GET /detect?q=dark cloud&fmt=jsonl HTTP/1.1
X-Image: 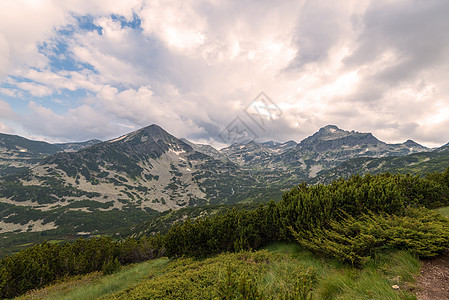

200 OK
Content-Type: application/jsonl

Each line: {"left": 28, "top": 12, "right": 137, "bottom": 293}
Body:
{"left": 288, "top": 1, "right": 352, "bottom": 69}
{"left": 346, "top": 0, "right": 449, "bottom": 83}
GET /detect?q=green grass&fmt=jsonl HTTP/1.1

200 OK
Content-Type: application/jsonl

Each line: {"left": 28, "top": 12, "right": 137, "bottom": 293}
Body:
{"left": 19, "top": 243, "right": 421, "bottom": 300}
{"left": 317, "top": 251, "right": 419, "bottom": 299}
{"left": 436, "top": 206, "right": 449, "bottom": 217}
{"left": 266, "top": 243, "right": 419, "bottom": 299}
{"left": 18, "top": 258, "right": 170, "bottom": 300}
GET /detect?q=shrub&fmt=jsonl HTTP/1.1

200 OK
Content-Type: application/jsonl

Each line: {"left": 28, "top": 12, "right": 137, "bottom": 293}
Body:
{"left": 102, "top": 257, "right": 121, "bottom": 275}
{"left": 291, "top": 208, "right": 449, "bottom": 266}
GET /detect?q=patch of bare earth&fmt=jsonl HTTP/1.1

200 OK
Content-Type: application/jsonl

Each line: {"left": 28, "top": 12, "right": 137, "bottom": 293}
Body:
{"left": 416, "top": 251, "right": 449, "bottom": 300}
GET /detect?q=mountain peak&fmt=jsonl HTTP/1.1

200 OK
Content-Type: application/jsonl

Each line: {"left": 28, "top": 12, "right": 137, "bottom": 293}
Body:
{"left": 403, "top": 139, "right": 422, "bottom": 147}
{"left": 109, "top": 124, "right": 172, "bottom": 143}
{"left": 139, "top": 124, "right": 169, "bottom": 136}
{"left": 311, "top": 125, "right": 352, "bottom": 140}
{"left": 298, "top": 125, "right": 380, "bottom": 151}
{"left": 96, "top": 124, "right": 192, "bottom": 158}
{"left": 142, "top": 123, "right": 164, "bottom": 131}
{"left": 319, "top": 125, "right": 341, "bottom": 132}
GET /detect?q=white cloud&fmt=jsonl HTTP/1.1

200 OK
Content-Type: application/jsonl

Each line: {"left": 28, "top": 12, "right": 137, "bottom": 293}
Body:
{"left": 23, "top": 101, "right": 119, "bottom": 141}
{"left": 140, "top": 0, "right": 206, "bottom": 51}
{"left": 0, "top": 121, "right": 14, "bottom": 134}
{"left": 0, "top": 88, "right": 23, "bottom": 98}
{"left": 0, "top": 0, "right": 449, "bottom": 147}
{"left": 0, "top": 100, "right": 15, "bottom": 119}
{"left": 16, "top": 82, "right": 52, "bottom": 97}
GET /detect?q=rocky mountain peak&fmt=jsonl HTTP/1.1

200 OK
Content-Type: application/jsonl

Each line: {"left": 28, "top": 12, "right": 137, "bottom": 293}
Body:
{"left": 108, "top": 124, "right": 193, "bottom": 153}
{"left": 403, "top": 139, "right": 422, "bottom": 147}
{"left": 298, "top": 125, "right": 381, "bottom": 152}
{"left": 319, "top": 124, "right": 341, "bottom": 132}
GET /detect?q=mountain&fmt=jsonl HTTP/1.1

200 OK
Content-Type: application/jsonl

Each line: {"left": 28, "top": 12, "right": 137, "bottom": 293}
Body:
{"left": 0, "top": 133, "right": 61, "bottom": 177}
{"left": 220, "top": 141, "right": 282, "bottom": 170}
{"left": 55, "top": 139, "right": 102, "bottom": 152}
{"left": 435, "top": 142, "right": 449, "bottom": 152}
{"left": 0, "top": 134, "right": 105, "bottom": 177}
{"left": 0, "top": 133, "right": 61, "bottom": 154}
{"left": 0, "top": 125, "right": 272, "bottom": 242}
{"left": 180, "top": 138, "right": 226, "bottom": 160}
{"left": 314, "top": 146, "right": 449, "bottom": 184}
{"left": 278, "top": 125, "right": 428, "bottom": 176}
{"left": 292, "top": 125, "right": 427, "bottom": 157}
{"left": 219, "top": 125, "right": 430, "bottom": 181}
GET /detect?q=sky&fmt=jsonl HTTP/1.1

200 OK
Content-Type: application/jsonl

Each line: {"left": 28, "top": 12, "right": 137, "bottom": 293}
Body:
{"left": 0, "top": 0, "right": 449, "bottom": 148}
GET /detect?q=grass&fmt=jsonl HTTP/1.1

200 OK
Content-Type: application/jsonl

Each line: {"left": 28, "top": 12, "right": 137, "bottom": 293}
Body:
{"left": 19, "top": 243, "right": 421, "bottom": 299}
{"left": 317, "top": 251, "right": 419, "bottom": 299}
{"left": 266, "top": 243, "right": 419, "bottom": 299}
{"left": 436, "top": 206, "right": 449, "bottom": 217}
{"left": 18, "top": 258, "right": 170, "bottom": 300}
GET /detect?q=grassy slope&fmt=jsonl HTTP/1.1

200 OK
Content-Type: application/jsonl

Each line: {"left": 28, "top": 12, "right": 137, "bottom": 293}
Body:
{"left": 18, "top": 243, "right": 420, "bottom": 300}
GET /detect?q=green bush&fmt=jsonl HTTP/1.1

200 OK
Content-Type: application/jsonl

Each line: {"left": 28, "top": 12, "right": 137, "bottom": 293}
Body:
{"left": 292, "top": 208, "right": 449, "bottom": 266}
{"left": 102, "top": 257, "right": 121, "bottom": 275}
{"left": 0, "top": 236, "right": 161, "bottom": 298}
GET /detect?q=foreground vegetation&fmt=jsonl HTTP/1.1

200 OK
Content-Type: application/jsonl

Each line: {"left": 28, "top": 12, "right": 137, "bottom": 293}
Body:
{"left": 19, "top": 244, "right": 420, "bottom": 300}
{"left": 2, "top": 168, "right": 449, "bottom": 298}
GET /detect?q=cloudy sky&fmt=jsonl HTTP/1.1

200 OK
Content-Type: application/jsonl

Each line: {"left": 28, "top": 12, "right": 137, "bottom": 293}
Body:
{"left": 0, "top": 0, "right": 449, "bottom": 148}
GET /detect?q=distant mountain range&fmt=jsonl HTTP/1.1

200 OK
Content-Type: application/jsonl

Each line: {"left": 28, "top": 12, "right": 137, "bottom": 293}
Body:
{"left": 219, "top": 125, "right": 429, "bottom": 176}
{"left": 1, "top": 124, "right": 448, "bottom": 250}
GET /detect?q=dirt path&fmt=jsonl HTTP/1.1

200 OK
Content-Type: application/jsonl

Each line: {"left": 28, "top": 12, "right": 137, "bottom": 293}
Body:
{"left": 416, "top": 252, "right": 449, "bottom": 300}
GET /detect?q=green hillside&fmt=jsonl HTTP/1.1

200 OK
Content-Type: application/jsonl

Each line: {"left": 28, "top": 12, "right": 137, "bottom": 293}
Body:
{"left": 2, "top": 168, "right": 449, "bottom": 299}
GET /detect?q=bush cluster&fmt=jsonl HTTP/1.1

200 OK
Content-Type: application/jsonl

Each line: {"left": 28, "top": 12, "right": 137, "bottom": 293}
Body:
{"left": 164, "top": 201, "right": 280, "bottom": 257}
{"left": 0, "top": 236, "right": 162, "bottom": 298}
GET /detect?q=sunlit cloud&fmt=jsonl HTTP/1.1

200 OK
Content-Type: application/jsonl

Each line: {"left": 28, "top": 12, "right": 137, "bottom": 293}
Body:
{"left": 0, "top": 0, "right": 448, "bottom": 148}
